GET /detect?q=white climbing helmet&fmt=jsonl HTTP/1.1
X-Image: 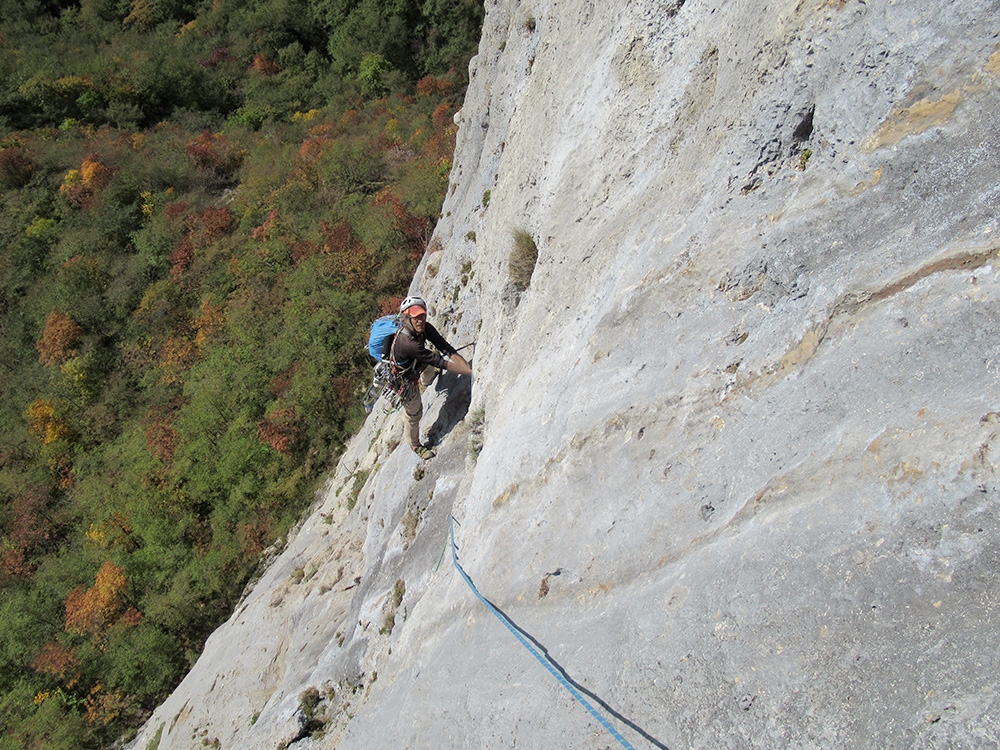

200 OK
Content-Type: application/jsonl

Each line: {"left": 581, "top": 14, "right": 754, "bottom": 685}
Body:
{"left": 399, "top": 296, "right": 427, "bottom": 316}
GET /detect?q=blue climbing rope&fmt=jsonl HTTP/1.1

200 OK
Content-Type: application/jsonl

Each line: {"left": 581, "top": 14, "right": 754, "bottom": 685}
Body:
{"left": 449, "top": 516, "right": 637, "bottom": 750}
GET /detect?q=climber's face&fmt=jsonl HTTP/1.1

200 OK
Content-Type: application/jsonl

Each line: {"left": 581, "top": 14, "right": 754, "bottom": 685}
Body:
{"left": 407, "top": 313, "right": 426, "bottom": 334}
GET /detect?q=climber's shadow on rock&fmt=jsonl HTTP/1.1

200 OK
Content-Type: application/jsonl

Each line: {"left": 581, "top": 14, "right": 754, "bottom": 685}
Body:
{"left": 425, "top": 368, "right": 472, "bottom": 448}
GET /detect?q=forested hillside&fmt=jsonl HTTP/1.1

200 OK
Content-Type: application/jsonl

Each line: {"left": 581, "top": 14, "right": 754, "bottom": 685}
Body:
{"left": 0, "top": 0, "right": 482, "bottom": 746}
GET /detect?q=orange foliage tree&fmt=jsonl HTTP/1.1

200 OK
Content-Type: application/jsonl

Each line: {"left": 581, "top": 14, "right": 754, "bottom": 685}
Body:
{"left": 291, "top": 240, "right": 321, "bottom": 265}
{"left": 59, "top": 156, "right": 116, "bottom": 208}
{"left": 64, "top": 561, "right": 137, "bottom": 640}
{"left": 7, "top": 485, "right": 54, "bottom": 553}
{"left": 84, "top": 684, "right": 131, "bottom": 726}
{"left": 32, "top": 641, "right": 80, "bottom": 685}
{"left": 168, "top": 236, "right": 194, "bottom": 282}
{"left": 197, "top": 205, "right": 236, "bottom": 241}
{"left": 294, "top": 135, "right": 331, "bottom": 187}
{"left": 157, "top": 336, "right": 196, "bottom": 384}
{"left": 379, "top": 296, "right": 403, "bottom": 315}
{"left": 1, "top": 546, "right": 34, "bottom": 579}
{"left": 170, "top": 206, "right": 236, "bottom": 284}
{"left": 143, "top": 405, "right": 178, "bottom": 464}
{"left": 269, "top": 363, "right": 299, "bottom": 399}
{"left": 184, "top": 130, "right": 242, "bottom": 178}
{"left": 416, "top": 75, "right": 455, "bottom": 98}
{"left": 251, "top": 208, "right": 280, "bottom": 242}
{"left": 257, "top": 408, "right": 299, "bottom": 455}
{"left": 250, "top": 53, "right": 280, "bottom": 76}
{"left": 37, "top": 308, "right": 83, "bottom": 366}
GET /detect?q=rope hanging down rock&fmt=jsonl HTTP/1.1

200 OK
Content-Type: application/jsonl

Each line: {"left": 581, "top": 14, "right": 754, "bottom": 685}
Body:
{"left": 449, "top": 516, "right": 637, "bottom": 750}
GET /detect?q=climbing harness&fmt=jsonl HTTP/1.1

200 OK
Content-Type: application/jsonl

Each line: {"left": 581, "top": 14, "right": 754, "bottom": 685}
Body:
{"left": 361, "top": 327, "right": 415, "bottom": 414}
{"left": 361, "top": 360, "right": 415, "bottom": 414}
{"left": 449, "top": 517, "right": 637, "bottom": 750}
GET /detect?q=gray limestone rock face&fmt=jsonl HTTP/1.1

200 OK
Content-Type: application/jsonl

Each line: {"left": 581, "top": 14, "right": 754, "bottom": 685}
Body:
{"left": 129, "top": 0, "right": 1000, "bottom": 748}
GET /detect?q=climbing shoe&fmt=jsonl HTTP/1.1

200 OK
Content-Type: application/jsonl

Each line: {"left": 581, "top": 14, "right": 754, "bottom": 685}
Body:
{"left": 413, "top": 445, "right": 436, "bottom": 460}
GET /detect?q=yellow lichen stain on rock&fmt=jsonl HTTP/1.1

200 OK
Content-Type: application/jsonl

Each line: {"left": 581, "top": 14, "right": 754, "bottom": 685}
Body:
{"left": 779, "top": 328, "right": 823, "bottom": 373}
{"left": 986, "top": 49, "right": 1000, "bottom": 76}
{"left": 888, "top": 459, "right": 925, "bottom": 486}
{"left": 709, "top": 415, "right": 725, "bottom": 431}
{"left": 729, "top": 326, "right": 826, "bottom": 397}
{"left": 492, "top": 485, "right": 516, "bottom": 509}
{"left": 605, "top": 414, "right": 627, "bottom": 433}
{"left": 849, "top": 167, "right": 883, "bottom": 196}
{"left": 542, "top": 449, "right": 566, "bottom": 475}
{"left": 864, "top": 90, "right": 962, "bottom": 150}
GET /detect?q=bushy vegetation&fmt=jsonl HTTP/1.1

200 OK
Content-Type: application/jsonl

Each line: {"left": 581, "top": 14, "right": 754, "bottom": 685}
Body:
{"left": 509, "top": 229, "right": 538, "bottom": 291}
{"left": 0, "top": 0, "right": 483, "bottom": 746}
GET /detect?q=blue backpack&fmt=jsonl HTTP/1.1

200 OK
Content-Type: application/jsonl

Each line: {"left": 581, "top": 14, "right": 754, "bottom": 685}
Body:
{"left": 367, "top": 314, "right": 400, "bottom": 362}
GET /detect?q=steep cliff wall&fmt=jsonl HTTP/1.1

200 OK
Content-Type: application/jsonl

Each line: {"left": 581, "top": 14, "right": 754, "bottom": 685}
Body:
{"left": 131, "top": 0, "right": 1000, "bottom": 747}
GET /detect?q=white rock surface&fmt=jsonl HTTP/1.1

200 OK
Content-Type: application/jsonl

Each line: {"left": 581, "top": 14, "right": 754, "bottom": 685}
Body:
{"left": 130, "top": 0, "right": 1000, "bottom": 747}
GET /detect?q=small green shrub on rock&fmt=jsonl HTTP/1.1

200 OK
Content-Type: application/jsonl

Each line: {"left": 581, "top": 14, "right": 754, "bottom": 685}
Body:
{"left": 509, "top": 230, "right": 538, "bottom": 291}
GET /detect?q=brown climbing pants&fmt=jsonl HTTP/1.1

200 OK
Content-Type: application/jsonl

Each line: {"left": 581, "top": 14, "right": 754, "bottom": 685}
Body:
{"left": 402, "top": 367, "right": 438, "bottom": 449}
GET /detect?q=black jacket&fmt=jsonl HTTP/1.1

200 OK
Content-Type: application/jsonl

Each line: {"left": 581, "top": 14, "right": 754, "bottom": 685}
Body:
{"left": 386, "top": 322, "right": 456, "bottom": 378}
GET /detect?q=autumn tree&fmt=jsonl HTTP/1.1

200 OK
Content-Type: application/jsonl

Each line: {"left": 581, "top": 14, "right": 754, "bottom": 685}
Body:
{"left": 5, "top": 485, "right": 56, "bottom": 566}
{"left": 185, "top": 131, "right": 243, "bottom": 185}
{"left": 0, "top": 147, "right": 39, "bottom": 188}
{"left": 31, "top": 641, "right": 79, "bottom": 686}
{"left": 58, "top": 156, "right": 116, "bottom": 209}
{"left": 170, "top": 205, "right": 236, "bottom": 284}
{"left": 141, "top": 398, "right": 185, "bottom": 464}
{"left": 1, "top": 545, "right": 34, "bottom": 580}
{"left": 37, "top": 309, "right": 83, "bottom": 367}
{"left": 257, "top": 408, "right": 300, "bottom": 455}
{"left": 64, "top": 561, "right": 136, "bottom": 640}
{"left": 25, "top": 399, "right": 71, "bottom": 446}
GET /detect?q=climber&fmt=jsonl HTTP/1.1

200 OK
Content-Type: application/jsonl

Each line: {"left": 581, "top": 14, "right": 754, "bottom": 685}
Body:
{"left": 389, "top": 296, "right": 472, "bottom": 459}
